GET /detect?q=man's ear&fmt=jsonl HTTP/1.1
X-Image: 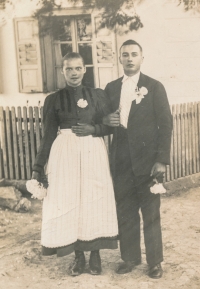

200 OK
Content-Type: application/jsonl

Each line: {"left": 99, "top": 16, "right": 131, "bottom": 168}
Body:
{"left": 83, "top": 66, "right": 86, "bottom": 74}
{"left": 119, "top": 56, "right": 122, "bottom": 65}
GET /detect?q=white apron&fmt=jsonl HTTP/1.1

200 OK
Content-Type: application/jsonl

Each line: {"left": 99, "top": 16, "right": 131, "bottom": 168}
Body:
{"left": 41, "top": 129, "right": 118, "bottom": 248}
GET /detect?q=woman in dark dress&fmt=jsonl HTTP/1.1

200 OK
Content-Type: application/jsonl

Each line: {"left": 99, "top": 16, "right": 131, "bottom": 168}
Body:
{"left": 31, "top": 53, "right": 118, "bottom": 276}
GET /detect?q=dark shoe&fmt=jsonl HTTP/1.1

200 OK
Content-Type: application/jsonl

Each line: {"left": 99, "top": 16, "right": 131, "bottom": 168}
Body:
{"left": 70, "top": 251, "right": 85, "bottom": 276}
{"left": 116, "top": 260, "right": 141, "bottom": 274}
{"left": 89, "top": 251, "right": 102, "bottom": 275}
{"left": 149, "top": 263, "right": 163, "bottom": 279}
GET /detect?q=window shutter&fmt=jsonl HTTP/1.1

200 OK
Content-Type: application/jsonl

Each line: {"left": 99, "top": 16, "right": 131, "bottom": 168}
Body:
{"left": 14, "top": 18, "right": 43, "bottom": 93}
{"left": 92, "top": 14, "right": 118, "bottom": 89}
{"left": 41, "top": 33, "right": 55, "bottom": 92}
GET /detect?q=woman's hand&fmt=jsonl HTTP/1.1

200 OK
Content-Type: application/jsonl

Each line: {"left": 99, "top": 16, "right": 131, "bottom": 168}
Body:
{"left": 71, "top": 123, "right": 95, "bottom": 137}
{"left": 32, "top": 171, "right": 41, "bottom": 182}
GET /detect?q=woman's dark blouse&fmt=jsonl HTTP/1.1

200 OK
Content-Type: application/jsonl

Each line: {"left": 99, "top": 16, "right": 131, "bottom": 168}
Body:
{"left": 33, "top": 85, "right": 112, "bottom": 173}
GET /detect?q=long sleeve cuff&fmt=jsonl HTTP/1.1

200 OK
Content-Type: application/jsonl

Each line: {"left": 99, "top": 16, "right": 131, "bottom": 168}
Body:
{"left": 32, "top": 164, "right": 44, "bottom": 174}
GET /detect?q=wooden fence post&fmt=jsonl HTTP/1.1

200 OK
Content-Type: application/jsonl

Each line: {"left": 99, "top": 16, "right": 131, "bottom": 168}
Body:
{"left": 11, "top": 107, "right": 20, "bottom": 179}
{"left": 180, "top": 104, "right": 185, "bottom": 177}
{"left": 177, "top": 104, "right": 182, "bottom": 178}
{"left": 29, "top": 107, "right": 36, "bottom": 168}
{"left": 0, "top": 107, "right": 8, "bottom": 178}
{"left": 184, "top": 103, "right": 189, "bottom": 176}
{"left": 5, "top": 107, "right": 14, "bottom": 179}
{"left": 17, "top": 107, "right": 25, "bottom": 180}
{"left": 23, "top": 107, "right": 31, "bottom": 179}
{"left": 194, "top": 103, "right": 199, "bottom": 173}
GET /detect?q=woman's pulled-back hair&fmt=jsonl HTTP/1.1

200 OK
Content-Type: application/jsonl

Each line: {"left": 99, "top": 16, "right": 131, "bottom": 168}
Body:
{"left": 61, "top": 52, "right": 85, "bottom": 67}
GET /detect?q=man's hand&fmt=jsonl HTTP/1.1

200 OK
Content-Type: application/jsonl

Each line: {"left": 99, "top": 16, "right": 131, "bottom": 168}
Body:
{"left": 32, "top": 171, "right": 41, "bottom": 182}
{"left": 103, "top": 111, "right": 120, "bottom": 127}
{"left": 72, "top": 123, "right": 95, "bottom": 137}
{"left": 150, "top": 162, "right": 166, "bottom": 179}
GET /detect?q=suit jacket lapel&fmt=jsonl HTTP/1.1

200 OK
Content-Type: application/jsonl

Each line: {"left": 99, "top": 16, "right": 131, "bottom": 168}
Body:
{"left": 112, "top": 77, "right": 123, "bottom": 112}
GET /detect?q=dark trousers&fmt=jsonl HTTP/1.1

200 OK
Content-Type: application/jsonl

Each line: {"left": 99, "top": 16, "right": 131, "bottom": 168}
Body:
{"left": 114, "top": 127, "right": 163, "bottom": 267}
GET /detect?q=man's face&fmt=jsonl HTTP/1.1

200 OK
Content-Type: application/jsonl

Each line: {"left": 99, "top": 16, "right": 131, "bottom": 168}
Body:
{"left": 119, "top": 44, "right": 143, "bottom": 76}
{"left": 62, "top": 58, "right": 86, "bottom": 87}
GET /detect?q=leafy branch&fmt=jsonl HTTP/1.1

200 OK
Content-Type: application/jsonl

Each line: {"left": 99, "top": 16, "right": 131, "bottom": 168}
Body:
{"left": 33, "top": 0, "right": 143, "bottom": 35}
{"left": 1, "top": 0, "right": 200, "bottom": 33}
{"left": 178, "top": 0, "right": 200, "bottom": 11}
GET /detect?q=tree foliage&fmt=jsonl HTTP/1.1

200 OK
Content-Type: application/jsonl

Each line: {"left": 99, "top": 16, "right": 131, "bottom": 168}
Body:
{"left": 32, "top": 0, "right": 143, "bottom": 35}
{"left": 179, "top": 0, "right": 200, "bottom": 11}
{"left": 32, "top": 0, "right": 200, "bottom": 35}
{"left": 1, "top": 0, "right": 200, "bottom": 33}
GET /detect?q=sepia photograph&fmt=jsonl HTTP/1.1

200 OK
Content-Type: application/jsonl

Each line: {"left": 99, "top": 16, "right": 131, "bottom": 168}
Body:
{"left": 0, "top": 0, "right": 200, "bottom": 288}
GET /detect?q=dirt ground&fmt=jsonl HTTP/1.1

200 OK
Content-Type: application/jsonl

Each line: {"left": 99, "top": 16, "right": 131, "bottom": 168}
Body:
{"left": 0, "top": 187, "right": 200, "bottom": 289}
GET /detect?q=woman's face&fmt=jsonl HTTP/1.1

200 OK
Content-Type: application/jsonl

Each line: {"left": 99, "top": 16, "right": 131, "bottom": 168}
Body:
{"left": 62, "top": 58, "right": 86, "bottom": 87}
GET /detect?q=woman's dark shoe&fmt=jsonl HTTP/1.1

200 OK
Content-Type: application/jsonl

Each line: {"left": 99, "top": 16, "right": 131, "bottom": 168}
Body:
{"left": 149, "top": 263, "right": 163, "bottom": 279}
{"left": 116, "top": 260, "right": 141, "bottom": 274}
{"left": 70, "top": 251, "right": 85, "bottom": 276}
{"left": 89, "top": 250, "right": 102, "bottom": 275}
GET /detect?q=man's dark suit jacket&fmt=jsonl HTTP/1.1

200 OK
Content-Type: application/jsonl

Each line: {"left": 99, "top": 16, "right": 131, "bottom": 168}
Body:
{"left": 104, "top": 72, "right": 173, "bottom": 178}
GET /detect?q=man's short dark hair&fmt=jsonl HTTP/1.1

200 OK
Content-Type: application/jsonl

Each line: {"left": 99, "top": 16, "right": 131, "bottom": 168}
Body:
{"left": 120, "top": 39, "right": 143, "bottom": 53}
{"left": 62, "top": 52, "right": 85, "bottom": 67}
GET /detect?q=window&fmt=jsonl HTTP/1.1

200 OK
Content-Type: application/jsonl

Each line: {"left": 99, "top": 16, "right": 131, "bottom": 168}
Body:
{"left": 52, "top": 16, "right": 95, "bottom": 89}
{"left": 14, "top": 12, "right": 118, "bottom": 93}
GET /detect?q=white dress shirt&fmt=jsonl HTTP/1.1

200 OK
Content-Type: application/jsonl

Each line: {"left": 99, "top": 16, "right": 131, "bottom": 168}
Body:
{"left": 119, "top": 71, "right": 140, "bottom": 128}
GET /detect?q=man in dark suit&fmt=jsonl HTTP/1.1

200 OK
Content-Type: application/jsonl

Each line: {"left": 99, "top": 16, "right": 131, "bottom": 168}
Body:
{"left": 103, "top": 39, "right": 172, "bottom": 278}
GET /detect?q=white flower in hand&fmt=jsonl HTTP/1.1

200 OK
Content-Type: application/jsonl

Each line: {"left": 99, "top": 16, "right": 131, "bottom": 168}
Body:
{"left": 150, "top": 179, "right": 166, "bottom": 194}
{"left": 26, "top": 179, "right": 47, "bottom": 200}
{"left": 77, "top": 99, "right": 88, "bottom": 108}
{"left": 135, "top": 86, "right": 148, "bottom": 104}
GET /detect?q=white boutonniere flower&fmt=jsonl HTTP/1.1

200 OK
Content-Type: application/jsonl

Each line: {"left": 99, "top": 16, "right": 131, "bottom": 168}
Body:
{"left": 150, "top": 179, "right": 166, "bottom": 194}
{"left": 77, "top": 99, "right": 88, "bottom": 108}
{"left": 26, "top": 179, "right": 47, "bottom": 200}
{"left": 135, "top": 86, "right": 148, "bottom": 104}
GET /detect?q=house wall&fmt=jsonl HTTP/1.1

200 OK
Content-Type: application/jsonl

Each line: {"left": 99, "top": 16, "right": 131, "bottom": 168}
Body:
{"left": 0, "top": 0, "right": 45, "bottom": 107}
{"left": 116, "top": 0, "right": 200, "bottom": 104}
{"left": 0, "top": 0, "right": 200, "bottom": 107}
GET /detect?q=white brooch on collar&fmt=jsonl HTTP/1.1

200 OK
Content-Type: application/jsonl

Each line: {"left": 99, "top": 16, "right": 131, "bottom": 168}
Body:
{"left": 135, "top": 86, "right": 148, "bottom": 104}
{"left": 77, "top": 99, "right": 88, "bottom": 108}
